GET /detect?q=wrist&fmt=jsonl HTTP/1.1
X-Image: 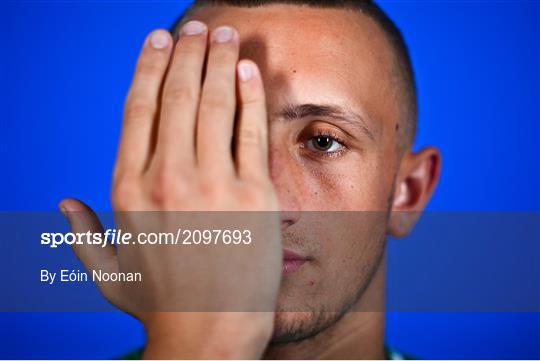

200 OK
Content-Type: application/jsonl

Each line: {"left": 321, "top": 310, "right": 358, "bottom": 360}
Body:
{"left": 142, "top": 312, "right": 273, "bottom": 359}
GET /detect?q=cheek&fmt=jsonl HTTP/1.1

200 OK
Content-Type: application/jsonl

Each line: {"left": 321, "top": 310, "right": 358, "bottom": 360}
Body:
{"left": 321, "top": 215, "right": 387, "bottom": 300}
{"left": 303, "top": 211, "right": 387, "bottom": 303}
{"left": 294, "top": 154, "right": 390, "bottom": 211}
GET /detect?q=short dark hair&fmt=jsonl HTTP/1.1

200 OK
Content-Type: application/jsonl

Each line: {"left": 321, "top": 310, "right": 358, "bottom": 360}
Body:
{"left": 171, "top": 0, "right": 417, "bottom": 148}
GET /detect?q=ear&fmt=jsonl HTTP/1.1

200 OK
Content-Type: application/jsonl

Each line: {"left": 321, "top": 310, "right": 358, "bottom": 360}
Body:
{"left": 387, "top": 146, "right": 441, "bottom": 238}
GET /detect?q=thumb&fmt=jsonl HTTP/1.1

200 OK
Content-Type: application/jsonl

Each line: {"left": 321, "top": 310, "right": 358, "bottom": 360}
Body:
{"left": 59, "top": 198, "right": 121, "bottom": 305}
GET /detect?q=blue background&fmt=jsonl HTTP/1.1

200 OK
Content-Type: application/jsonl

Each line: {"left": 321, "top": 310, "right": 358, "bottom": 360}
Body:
{"left": 1, "top": 0, "right": 539, "bottom": 359}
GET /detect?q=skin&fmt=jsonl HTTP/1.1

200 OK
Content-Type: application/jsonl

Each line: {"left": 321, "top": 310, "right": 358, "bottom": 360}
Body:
{"left": 60, "top": 4, "right": 441, "bottom": 360}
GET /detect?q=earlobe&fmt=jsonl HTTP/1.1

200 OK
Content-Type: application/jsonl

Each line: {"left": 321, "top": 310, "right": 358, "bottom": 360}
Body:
{"left": 388, "top": 146, "right": 441, "bottom": 237}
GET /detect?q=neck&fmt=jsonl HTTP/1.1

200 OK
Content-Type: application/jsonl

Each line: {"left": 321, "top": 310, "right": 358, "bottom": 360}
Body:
{"left": 263, "top": 256, "right": 387, "bottom": 359}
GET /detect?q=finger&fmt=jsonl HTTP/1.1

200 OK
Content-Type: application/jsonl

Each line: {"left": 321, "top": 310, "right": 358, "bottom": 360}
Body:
{"left": 115, "top": 29, "right": 173, "bottom": 177}
{"left": 197, "top": 26, "right": 239, "bottom": 176}
{"left": 59, "top": 198, "right": 121, "bottom": 304}
{"left": 236, "top": 60, "right": 270, "bottom": 182}
{"left": 154, "top": 20, "right": 208, "bottom": 170}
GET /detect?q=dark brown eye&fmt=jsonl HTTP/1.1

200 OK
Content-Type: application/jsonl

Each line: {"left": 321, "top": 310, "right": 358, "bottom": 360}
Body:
{"left": 313, "top": 136, "right": 332, "bottom": 150}
{"left": 307, "top": 135, "right": 343, "bottom": 153}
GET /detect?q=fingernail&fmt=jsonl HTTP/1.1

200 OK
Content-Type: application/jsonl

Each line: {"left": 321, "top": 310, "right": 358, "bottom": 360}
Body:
{"left": 182, "top": 20, "right": 206, "bottom": 36}
{"left": 238, "top": 62, "right": 253, "bottom": 82}
{"left": 150, "top": 30, "right": 169, "bottom": 49}
{"left": 58, "top": 204, "right": 68, "bottom": 218}
{"left": 212, "top": 26, "right": 234, "bottom": 43}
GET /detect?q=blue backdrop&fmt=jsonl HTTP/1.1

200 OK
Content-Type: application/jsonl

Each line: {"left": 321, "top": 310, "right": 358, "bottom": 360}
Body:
{"left": 1, "top": 0, "right": 539, "bottom": 359}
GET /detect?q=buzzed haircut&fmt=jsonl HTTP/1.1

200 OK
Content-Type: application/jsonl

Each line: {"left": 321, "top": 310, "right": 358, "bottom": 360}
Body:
{"left": 170, "top": 0, "right": 418, "bottom": 149}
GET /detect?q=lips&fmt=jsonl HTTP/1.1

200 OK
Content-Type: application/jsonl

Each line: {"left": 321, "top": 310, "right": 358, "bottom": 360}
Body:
{"left": 282, "top": 249, "right": 309, "bottom": 276}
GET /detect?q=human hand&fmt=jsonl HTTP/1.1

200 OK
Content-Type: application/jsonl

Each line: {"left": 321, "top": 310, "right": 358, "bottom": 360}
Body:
{"left": 60, "top": 21, "right": 281, "bottom": 359}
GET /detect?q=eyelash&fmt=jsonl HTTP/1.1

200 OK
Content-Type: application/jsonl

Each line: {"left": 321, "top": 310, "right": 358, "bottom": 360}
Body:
{"left": 302, "top": 130, "right": 348, "bottom": 159}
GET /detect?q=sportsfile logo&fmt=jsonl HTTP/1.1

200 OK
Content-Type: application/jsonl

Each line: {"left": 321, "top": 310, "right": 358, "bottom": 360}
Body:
{"left": 40, "top": 228, "right": 253, "bottom": 248}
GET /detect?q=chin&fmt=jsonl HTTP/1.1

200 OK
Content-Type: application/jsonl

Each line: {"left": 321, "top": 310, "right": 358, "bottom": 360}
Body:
{"left": 270, "top": 310, "right": 342, "bottom": 343}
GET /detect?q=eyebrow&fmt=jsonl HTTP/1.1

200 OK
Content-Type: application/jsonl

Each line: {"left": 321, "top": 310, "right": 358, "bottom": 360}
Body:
{"left": 274, "top": 103, "right": 375, "bottom": 141}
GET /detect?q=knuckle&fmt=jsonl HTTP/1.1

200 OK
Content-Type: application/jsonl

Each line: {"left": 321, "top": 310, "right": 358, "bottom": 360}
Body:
{"left": 136, "top": 57, "right": 165, "bottom": 77}
{"left": 163, "top": 86, "right": 198, "bottom": 107}
{"left": 241, "top": 94, "right": 264, "bottom": 107}
{"left": 198, "top": 178, "right": 220, "bottom": 199}
{"left": 149, "top": 167, "right": 190, "bottom": 207}
{"left": 123, "top": 100, "right": 154, "bottom": 121}
{"left": 111, "top": 177, "right": 140, "bottom": 210}
{"left": 175, "top": 39, "right": 205, "bottom": 57}
{"left": 242, "top": 94, "right": 265, "bottom": 110}
{"left": 239, "top": 126, "right": 261, "bottom": 145}
{"left": 211, "top": 46, "right": 237, "bottom": 64}
{"left": 198, "top": 177, "right": 230, "bottom": 204}
{"left": 149, "top": 185, "right": 169, "bottom": 206}
{"left": 201, "top": 93, "right": 234, "bottom": 112}
{"left": 152, "top": 168, "right": 176, "bottom": 192}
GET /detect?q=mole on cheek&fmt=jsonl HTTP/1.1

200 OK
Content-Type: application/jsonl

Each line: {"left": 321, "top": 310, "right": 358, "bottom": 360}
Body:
{"left": 309, "top": 280, "right": 315, "bottom": 286}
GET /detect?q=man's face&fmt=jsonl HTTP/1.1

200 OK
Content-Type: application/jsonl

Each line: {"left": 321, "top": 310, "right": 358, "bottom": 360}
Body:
{"left": 191, "top": 5, "right": 402, "bottom": 342}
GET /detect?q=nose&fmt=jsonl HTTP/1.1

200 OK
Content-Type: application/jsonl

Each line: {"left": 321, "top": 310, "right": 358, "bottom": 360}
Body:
{"left": 268, "top": 149, "right": 302, "bottom": 230}
{"left": 279, "top": 210, "right": 301, "bottom": 232}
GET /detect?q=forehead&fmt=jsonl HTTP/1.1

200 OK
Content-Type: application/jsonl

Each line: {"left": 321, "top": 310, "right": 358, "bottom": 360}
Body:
{"left": 190, "top": 5, "right": 399, "bottom": 132}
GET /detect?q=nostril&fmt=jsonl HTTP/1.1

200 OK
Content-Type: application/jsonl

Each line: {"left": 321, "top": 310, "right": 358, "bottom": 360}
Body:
{"left": 280, "top": 219, "right": 294, "bottom": 232}
{"left": 280, "top": 211, "right": 301, "bottom": 231}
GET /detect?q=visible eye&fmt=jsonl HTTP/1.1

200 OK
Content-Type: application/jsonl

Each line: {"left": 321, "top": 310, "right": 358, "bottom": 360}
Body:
{"left": 306, "top": 134, "right": 345, "bottom": 153}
